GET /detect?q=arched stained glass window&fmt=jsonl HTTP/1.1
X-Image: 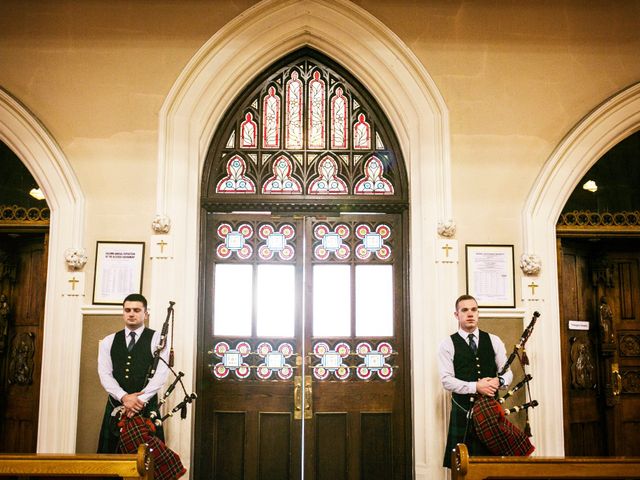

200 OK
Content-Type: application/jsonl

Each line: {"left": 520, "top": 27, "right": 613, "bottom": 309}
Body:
{"left": 202, "top": 48, "right": 407, "bottom": 213}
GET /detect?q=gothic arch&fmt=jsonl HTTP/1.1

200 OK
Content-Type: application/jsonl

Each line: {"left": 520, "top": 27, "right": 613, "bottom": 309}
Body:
{"left": 154, "top": 0, "right": 452, "bottom": 477}
{"left": 523, "top": 82, "right": 640, "bottom": 455}
{"left": 0, "top": 88, "right": 85, "bottom": 452}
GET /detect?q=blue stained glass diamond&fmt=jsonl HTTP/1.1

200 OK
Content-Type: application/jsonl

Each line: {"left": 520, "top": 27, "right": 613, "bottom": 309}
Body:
{"left": 222, "top": 351, "right": 242, "bottom": 369}
{"left": 266, "top": 351, "right": 285, "bottom": 369}
{"left": 225, "top": 231, "right": 245, "bottom": 251}
{"left": 364, "top": 352, "right": 384, "bottom": 369}
{"left": 363, "top": 233, "right": 383, "bottom": 252}
{"left": 322, "top": 233, "right": 342, "bottom": 252}
{"left": 321, "top": 352, "right": 342, "bottom": 369}
{"left": 267, "top": 232, "right": 286, "bottom": 252}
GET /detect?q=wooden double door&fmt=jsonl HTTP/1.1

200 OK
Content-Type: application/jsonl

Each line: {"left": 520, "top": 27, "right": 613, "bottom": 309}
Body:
{"left": 559, "top": 237, "right": 640, "bottom": 455}
{"left": 196, "top": 213, "right": 410, "bottom": 480}
{"left": 0, "top": 232, "right": 47, "bottom": 453}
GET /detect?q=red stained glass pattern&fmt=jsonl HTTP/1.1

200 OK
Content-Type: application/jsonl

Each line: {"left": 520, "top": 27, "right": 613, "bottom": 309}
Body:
{"left": 257, "top": 222, "right": 296, "bottom": 260}
{"left": 354, "top": 223, "right": 392, "bottom": 260}
{"left": 353, "top": 113, "right": 371, "bottom": 149}
{"left": 240, "top": 112, "right": 257, "bottom": 148}
{"left": 262, "top": 156, "right": 302, "bottom": 194}
{"left": 308, "top": 70, "right": 325, "bottom": 149}
{"left": 313, "top": 223, "right": 351, "bottom": 260}
{"left": 209, "top": 52, "right": 405, "bottom": 201}
{"left": 263, "top": 86, "right": 280, "bottom": 148}
{"left": 312, "top": 341, "right": 351, "bottom": 380}
{"left": 354, "top": 156, "right": 394, "bottom": 195}
{"left": 215, "top": 222, "right": 254, "bottom": 259}
{"left": 216, "top": 155, "right": 256, "bottom": 193}
{"left": 331, "top": 87, "right": 348, "bottom": 149}
{"left": 308, "top": 156, "right": 348, "bottom": 194}
{"left": 285, "top": 72, "right": 303, "bottom": 149}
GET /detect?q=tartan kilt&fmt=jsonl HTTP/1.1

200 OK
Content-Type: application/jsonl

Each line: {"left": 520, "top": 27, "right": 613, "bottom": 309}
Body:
{"left": 97, "top": 396, "right": 164, "bottom": 453}
{"left": 443, "top": 394, "right": 492, "bottom": 468}
{"left": 118, "top": 414, "right": 186, "bottom": 480}
{"left": 472, "top": 396, "right": 535, "bottom": 456}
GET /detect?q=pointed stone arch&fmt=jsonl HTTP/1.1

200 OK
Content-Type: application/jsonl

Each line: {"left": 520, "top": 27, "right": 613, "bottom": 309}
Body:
{"left": 523, "top": 82, "right": 640, "bottom": 455}
{"left": 154, "top": 0, "right": 453, "bottom": 477}
{"left": 0, "top": 87, "right": 85, "bottom": 452}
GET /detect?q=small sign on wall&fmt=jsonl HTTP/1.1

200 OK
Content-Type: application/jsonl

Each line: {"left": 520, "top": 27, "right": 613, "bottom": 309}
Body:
{"left": 568, "top": 320, "right": 590, "bottom": 331}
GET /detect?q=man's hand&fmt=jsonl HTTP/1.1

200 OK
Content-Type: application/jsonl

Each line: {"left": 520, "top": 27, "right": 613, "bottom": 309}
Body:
{"left": 121, "top": 391, "right": 145, "bottom": 417}
{"left": 476, "top": 377, "right": 499, "bottom": 397}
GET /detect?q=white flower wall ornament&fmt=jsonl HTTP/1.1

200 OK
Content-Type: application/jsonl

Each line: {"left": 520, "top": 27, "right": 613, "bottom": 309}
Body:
{"left": 437, "top": 219, "right": 456, "bottom": 238}
{"left": 152, "top": 214, "right": 171, "bottom": 233}
{"left": 64, "top": 248, "right": 88, "bottom": 270}
{"left": 520, "top": 253, "right": 542, "bottom": 276}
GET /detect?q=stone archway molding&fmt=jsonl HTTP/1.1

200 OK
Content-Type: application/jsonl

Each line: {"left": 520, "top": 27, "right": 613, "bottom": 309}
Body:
{"left": 0, "top": 87, "right": 85, "bottom": 452}
{"left": 154, "top": 0, "right": 454, "bottom": 478}
{"left": 523, "top": 82, "right": 640, "bottom": 455}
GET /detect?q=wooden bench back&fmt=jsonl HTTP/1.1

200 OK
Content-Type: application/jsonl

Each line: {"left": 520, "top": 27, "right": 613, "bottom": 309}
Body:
{"left": 0, "top": 443, "right": 153, "bottom": 479}
{"left": 452, "top": 443, "right": 640, "bottom": 480}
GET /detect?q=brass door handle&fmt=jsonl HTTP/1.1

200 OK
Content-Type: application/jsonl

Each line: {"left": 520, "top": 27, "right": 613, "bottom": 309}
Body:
{"left": 294, "top": 375, "right": 312, "bottom": 420}
{"left": 612, "top": 363, "right": 622, "bottom": 396}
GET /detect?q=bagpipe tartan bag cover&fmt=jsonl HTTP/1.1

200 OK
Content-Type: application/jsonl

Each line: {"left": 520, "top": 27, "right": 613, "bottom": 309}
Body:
{"left": 472, "top": 396, "right": 535, "bottom": 456}
{"left": 117, "top": 415, "right": 187, "bottom": 480}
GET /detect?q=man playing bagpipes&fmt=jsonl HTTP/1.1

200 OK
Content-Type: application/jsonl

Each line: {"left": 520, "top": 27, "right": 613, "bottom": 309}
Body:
{"left": 97, "top": 293, "right": 186, "bottom": 480}
{"left": 437, "top": 294, "right": 515, "bottom": 468}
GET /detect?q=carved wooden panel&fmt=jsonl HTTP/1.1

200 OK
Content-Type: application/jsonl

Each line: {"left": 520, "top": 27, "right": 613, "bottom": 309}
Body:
{"left": 621, "top": 369, "right": 640, "bottom": 394}
{"left": 619, "top": 333, "right": 640, "bottom": 357}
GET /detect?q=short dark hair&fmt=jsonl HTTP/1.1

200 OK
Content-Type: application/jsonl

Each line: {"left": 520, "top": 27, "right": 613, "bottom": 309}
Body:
{"left": 123, "top": 293, "right": 147, "bottom": 309}
{"left": 455, "top": 294, "right": 477, "bottom": 310}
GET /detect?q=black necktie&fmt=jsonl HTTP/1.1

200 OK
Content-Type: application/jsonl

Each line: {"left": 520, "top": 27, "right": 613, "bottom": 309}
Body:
{"left": 127, "top": 331, "right": 136, "bottom": 352}
{"left": 468, "top": 333, "right": 477, "bottom": 354}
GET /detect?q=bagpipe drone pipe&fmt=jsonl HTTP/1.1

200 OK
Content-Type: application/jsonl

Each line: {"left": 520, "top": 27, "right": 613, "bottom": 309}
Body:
{"left": 467, "top": 311, "right": 540, "bottom": 456}
{"left": 116, "top": 301, "right": 196, "bottom": 480}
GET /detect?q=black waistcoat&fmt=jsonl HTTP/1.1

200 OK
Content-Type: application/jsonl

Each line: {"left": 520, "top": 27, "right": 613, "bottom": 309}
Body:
{"left": 451, "top": 330, "right": 497, "bottom": 408}
{"left": 110, "top": 328, "right": 155, "bottom": 394}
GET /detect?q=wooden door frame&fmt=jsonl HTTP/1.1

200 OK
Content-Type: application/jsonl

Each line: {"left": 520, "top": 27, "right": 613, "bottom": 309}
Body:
{"left": 556, "top": 220, "right": 640, "bottom": 455}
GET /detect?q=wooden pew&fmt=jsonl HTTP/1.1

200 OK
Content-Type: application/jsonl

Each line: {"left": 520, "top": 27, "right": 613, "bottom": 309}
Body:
{"left": 452, "top": 443, "right": 640, "bottom": 480}
{"left": 0, "top": 443, "right": 153, "bottom": 479}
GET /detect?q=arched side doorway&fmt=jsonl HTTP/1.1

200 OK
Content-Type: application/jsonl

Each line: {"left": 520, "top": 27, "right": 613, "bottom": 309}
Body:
{"left": 197, "top": 48, "right": 409, "bottom": 479}
{"left": 523, "top": 82, "right": 640, "bottom": 455}
{"left": 0, "top": 144, "right": 50, "bottom": 453}
{"left": 152, "top": 1, "right": 453, "bottom": 477}
{"left": 0, "top": 87, "right": 85, "bottom": 453}
{"left": 556, "top": 131, "right": 640, "bottom": 456}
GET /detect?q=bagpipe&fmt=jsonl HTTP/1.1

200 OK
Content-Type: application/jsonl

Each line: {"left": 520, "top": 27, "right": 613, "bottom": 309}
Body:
{"left": 116, "top": 301, "right": 196, "bottom": 480}
{"left": 467, "top": 311, "right": 540, "bottom": 456}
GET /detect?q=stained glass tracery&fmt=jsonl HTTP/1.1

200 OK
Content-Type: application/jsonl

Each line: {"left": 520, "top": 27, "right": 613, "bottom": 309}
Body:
{"left": 206, "top": 50, "right": 405, "bottom": 203}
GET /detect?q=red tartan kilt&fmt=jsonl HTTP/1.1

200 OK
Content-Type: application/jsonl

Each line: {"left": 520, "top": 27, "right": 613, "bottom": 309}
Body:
{"left": 117, "top": 415, "right": 187, "bottom": 480}
{"left": 472, "top": 396, "right": 535, "bottom": 456}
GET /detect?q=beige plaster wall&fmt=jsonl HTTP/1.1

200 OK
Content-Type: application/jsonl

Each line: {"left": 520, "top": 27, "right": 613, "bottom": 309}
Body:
{"left": 2, "top": 1, "right": 639, "bottom": 294}
{"left": 1, "top": 0, "right": 639, "bottom": 457}
{"left": 77, "top": 314, "right": 122, "bottom": 453}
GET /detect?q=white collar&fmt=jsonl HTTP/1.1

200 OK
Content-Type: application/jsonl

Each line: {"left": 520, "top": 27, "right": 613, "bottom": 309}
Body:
{"left": 125, "top": 325, "right": 145, "bottom": 337}
{"left": 459, "top": 328, "right": 479, "bottom": 339}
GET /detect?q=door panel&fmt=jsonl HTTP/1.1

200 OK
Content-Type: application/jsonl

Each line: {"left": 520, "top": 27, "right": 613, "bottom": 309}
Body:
{"left": 559, "top": 240, "right": 604, "bottom": 455}
{"left": 197, "top": 213, "right": 408, "bottom": 479}
{"left": 559, "top": 238, "right": 640, "bottom": 456}
{"left": 0, "top": 233, "right": 47, "bottom": 453}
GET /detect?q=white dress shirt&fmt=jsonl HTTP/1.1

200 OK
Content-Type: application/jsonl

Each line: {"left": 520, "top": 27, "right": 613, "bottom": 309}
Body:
{"left": 437, "top": 328, "right": 513, "bottom": 395}
{"left": 97, "top": 325, "right": 170, "bottom": 404}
